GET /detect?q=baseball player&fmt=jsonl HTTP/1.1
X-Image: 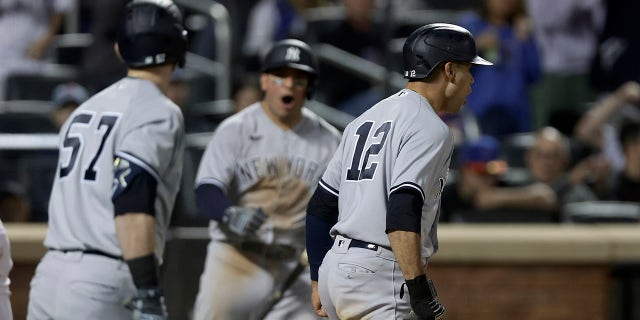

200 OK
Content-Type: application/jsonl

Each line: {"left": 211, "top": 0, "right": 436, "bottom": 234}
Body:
{"left": 0, "top": 219, "right": 13, "bottom": 320}
{"left": 192, "top": 39, "right": 341, "bottom": 320}
{"left": 306, "top": 23, "right": 492, "bottom": 320}
{"left": 27, "top": 1, "right": 187, "bottom": 319}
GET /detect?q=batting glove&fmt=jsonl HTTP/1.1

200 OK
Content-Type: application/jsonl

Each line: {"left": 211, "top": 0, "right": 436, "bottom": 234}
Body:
{"left": 404, "top": 275, "right": 446, "bottom": 320}
{"left": 222, "top": 206, "right": 268, "bottom": 238}
{"left": 127, "top": 287, "right": 168, "bottom": 320}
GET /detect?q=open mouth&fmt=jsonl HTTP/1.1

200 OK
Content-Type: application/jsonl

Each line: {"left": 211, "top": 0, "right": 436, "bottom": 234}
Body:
{"left": 281, "top": 95, "right": 294, "bottom": 104}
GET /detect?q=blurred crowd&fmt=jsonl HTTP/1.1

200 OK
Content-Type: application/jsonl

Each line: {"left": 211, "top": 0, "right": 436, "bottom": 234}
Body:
{"left": 0, "top": 0, "right": 639, "bottom": 224}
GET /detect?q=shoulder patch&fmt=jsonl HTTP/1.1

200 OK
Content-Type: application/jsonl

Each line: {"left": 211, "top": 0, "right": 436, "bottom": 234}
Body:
{"left": 112, "top": 157, "right": 132, "bottom": 194}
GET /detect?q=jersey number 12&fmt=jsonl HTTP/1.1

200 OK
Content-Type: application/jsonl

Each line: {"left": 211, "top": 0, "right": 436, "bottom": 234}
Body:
{"left": 59, "top": 113, "right": 120, "bottom": 181}
{"left": 346, "top": 121, "right": 391, "bottom": 181}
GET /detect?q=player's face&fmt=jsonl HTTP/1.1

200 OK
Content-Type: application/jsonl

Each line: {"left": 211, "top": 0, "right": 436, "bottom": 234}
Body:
{"left": 526, "top": 136, "right": 568, "bottom": 184}
{"left": 260, "top": 68, "right": 309, "bottom": 128}
{"left": 443, "top": 62, "right": 474, "bottom": 114}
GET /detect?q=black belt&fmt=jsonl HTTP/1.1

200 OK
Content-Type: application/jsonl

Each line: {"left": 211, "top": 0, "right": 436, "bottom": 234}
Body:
{"left": 239, "top": 241, "right": 298, "bottom": 260}
{"left": 50, "top": 248, "right": 123, "bottom": 260}
{"left": 349, "top": 239, "right": 382, "bottom": 251}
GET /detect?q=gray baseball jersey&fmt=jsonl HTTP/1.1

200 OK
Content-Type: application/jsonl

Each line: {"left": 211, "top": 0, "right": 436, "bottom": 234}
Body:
{"left": 0, "top": 220, "right": 12, "bottom": 320}
{"left": 44, "top": 77, "right": 184, "bottom": 260}
{"left": 193, "top": 102, "right": 340, "bottom": 320}
{"left": 319, "top": 89, "right": 453, "bottom": 259}
{"left": 195, "top": 102, "right": 341, "bottom": 247}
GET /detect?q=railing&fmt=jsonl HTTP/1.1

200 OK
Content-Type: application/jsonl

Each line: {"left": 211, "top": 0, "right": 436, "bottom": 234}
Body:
{"left": 0, "top": 132, "right": 224, "bottom": 151}
{"left": 176, "top": 0, "right": 232, "bottom": 100}
{"left": 304, "top": 6, "right": 464, "bottom": 97}
{"left": 312, "top": 43, "right": 406, "bottom": 92}
{"left": 0, "top": 133, "right": 58, "bottom": 150}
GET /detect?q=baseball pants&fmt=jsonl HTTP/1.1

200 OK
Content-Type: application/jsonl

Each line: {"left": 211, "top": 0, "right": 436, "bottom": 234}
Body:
{"left": 0, "top": 278, "right": 11, "bottom": 320}
{"left": 27, "top": 250, "right": 137, "bottom": 320}
{"left": 192, "top": 240, "right": 317, "bottom": 320}
{"left": 318, "top": 235, "right": 413, "bottom": 320}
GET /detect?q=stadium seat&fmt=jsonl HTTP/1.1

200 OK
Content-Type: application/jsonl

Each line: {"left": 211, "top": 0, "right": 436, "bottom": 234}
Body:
{"left": 5, "top": 66, "right": 78, "bottom": 101}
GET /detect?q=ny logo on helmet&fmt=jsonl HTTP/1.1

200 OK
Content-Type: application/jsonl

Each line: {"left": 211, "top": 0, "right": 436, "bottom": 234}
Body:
{"left": 285, "top": 47, "right": 301, "bottom": 62}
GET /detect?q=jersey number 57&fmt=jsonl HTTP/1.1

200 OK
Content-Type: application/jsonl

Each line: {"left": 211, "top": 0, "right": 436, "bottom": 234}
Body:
{"left": 59, "top": 113, "right": 120, "bottom": 181}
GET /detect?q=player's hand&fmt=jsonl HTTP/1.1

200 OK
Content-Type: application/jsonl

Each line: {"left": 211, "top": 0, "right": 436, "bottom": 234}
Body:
{"left": 311, "top": 280, "right": 328, "bottom": 317}
{"left": 405, "top": 275, "right": 446, "bottom": 320}
{"left": 126, "top": 287, "right": 168, "bottom": 320}
{"left": 221, "top": 206, "right": 268, "bottom": 238}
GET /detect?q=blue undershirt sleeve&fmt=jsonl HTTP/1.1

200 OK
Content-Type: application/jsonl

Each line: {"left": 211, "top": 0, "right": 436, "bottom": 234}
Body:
{"left": 195, "top": 184, "right": 232, "bottom": 221}
{"left": 306, "top": 184, "right": 339, "bottom": 281}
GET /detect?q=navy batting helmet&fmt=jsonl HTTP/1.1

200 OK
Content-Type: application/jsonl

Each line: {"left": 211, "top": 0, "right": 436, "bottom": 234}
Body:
{"left": 262, "top": 39, "right": 318, "bottom": 98}
{"left": 403, "top": 23, "right": 492, "bottom": 80}
{"left": 262, "top": 39, "right": 318, "bottom": 77}
{"left": 117, "top": 0, "right": 188, "bottom": 68}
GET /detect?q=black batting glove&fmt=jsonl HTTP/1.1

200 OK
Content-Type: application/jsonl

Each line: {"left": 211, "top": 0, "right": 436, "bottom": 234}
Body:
{"left": 405, "top": 274, "right": 446, "bottom": 320}
{"left": 126, "top": 287, "right": 167, "bottom": 320}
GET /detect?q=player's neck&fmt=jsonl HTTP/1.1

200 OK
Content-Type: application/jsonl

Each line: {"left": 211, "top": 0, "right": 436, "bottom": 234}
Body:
{"left": 260, "top": 102, "right": 302, "bottom": 130}
{"left": 127, "top": 65, "right": 174, "bottom": 93}
{"left": 405, "top": 81, "right": 446, "bottom": 113}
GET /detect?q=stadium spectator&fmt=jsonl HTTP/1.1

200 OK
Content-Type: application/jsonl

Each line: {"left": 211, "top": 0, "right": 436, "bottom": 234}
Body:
{"left": 574, "top": 81, "right": 640, "bottom": 174}
{"left": 242, "top": 0, "right": 321, "bottom": 72}
{"left": 524, "top": 127, "right": 599, "bottom": 210}
{"left": 441, "top": 135, "right": 557, "bottom": 222}
{"left": 458, "top": 0, "right": 540, "bottom": 137}
{"left": 608, "top": 121, "right": 640, "bottom": 202}
{"left": 526, "top": 0, "right": 604, "bottom": 129}
{"left": 50, "top": 82, "right": 89, "bottom": 130}
{"left": 0, "top": 0, "right": 75, "bottom": 100}
{"left": 442, "top": 129, "right": 598, "bottom": 222}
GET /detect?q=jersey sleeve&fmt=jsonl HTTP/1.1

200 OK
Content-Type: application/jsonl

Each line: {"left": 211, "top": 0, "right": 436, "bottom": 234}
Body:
{"left": 116, "top": 109, "right": 184, "bottom": 181}
{"left": 194, "top": 119, "right": 241, "bottom": 193}
{"left": 318, "top": 131, "right": 348, "bottom": 195}
{"left": 390, "top": 121, "right": 450, "bottom": 200}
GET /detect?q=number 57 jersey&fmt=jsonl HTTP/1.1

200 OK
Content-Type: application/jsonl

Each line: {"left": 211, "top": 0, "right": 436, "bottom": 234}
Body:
{"left": 44, "top": 77, "right": 185, "bottom": 260}
{"left": 320, "top": 89, "right": 454, "bottom": 259}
